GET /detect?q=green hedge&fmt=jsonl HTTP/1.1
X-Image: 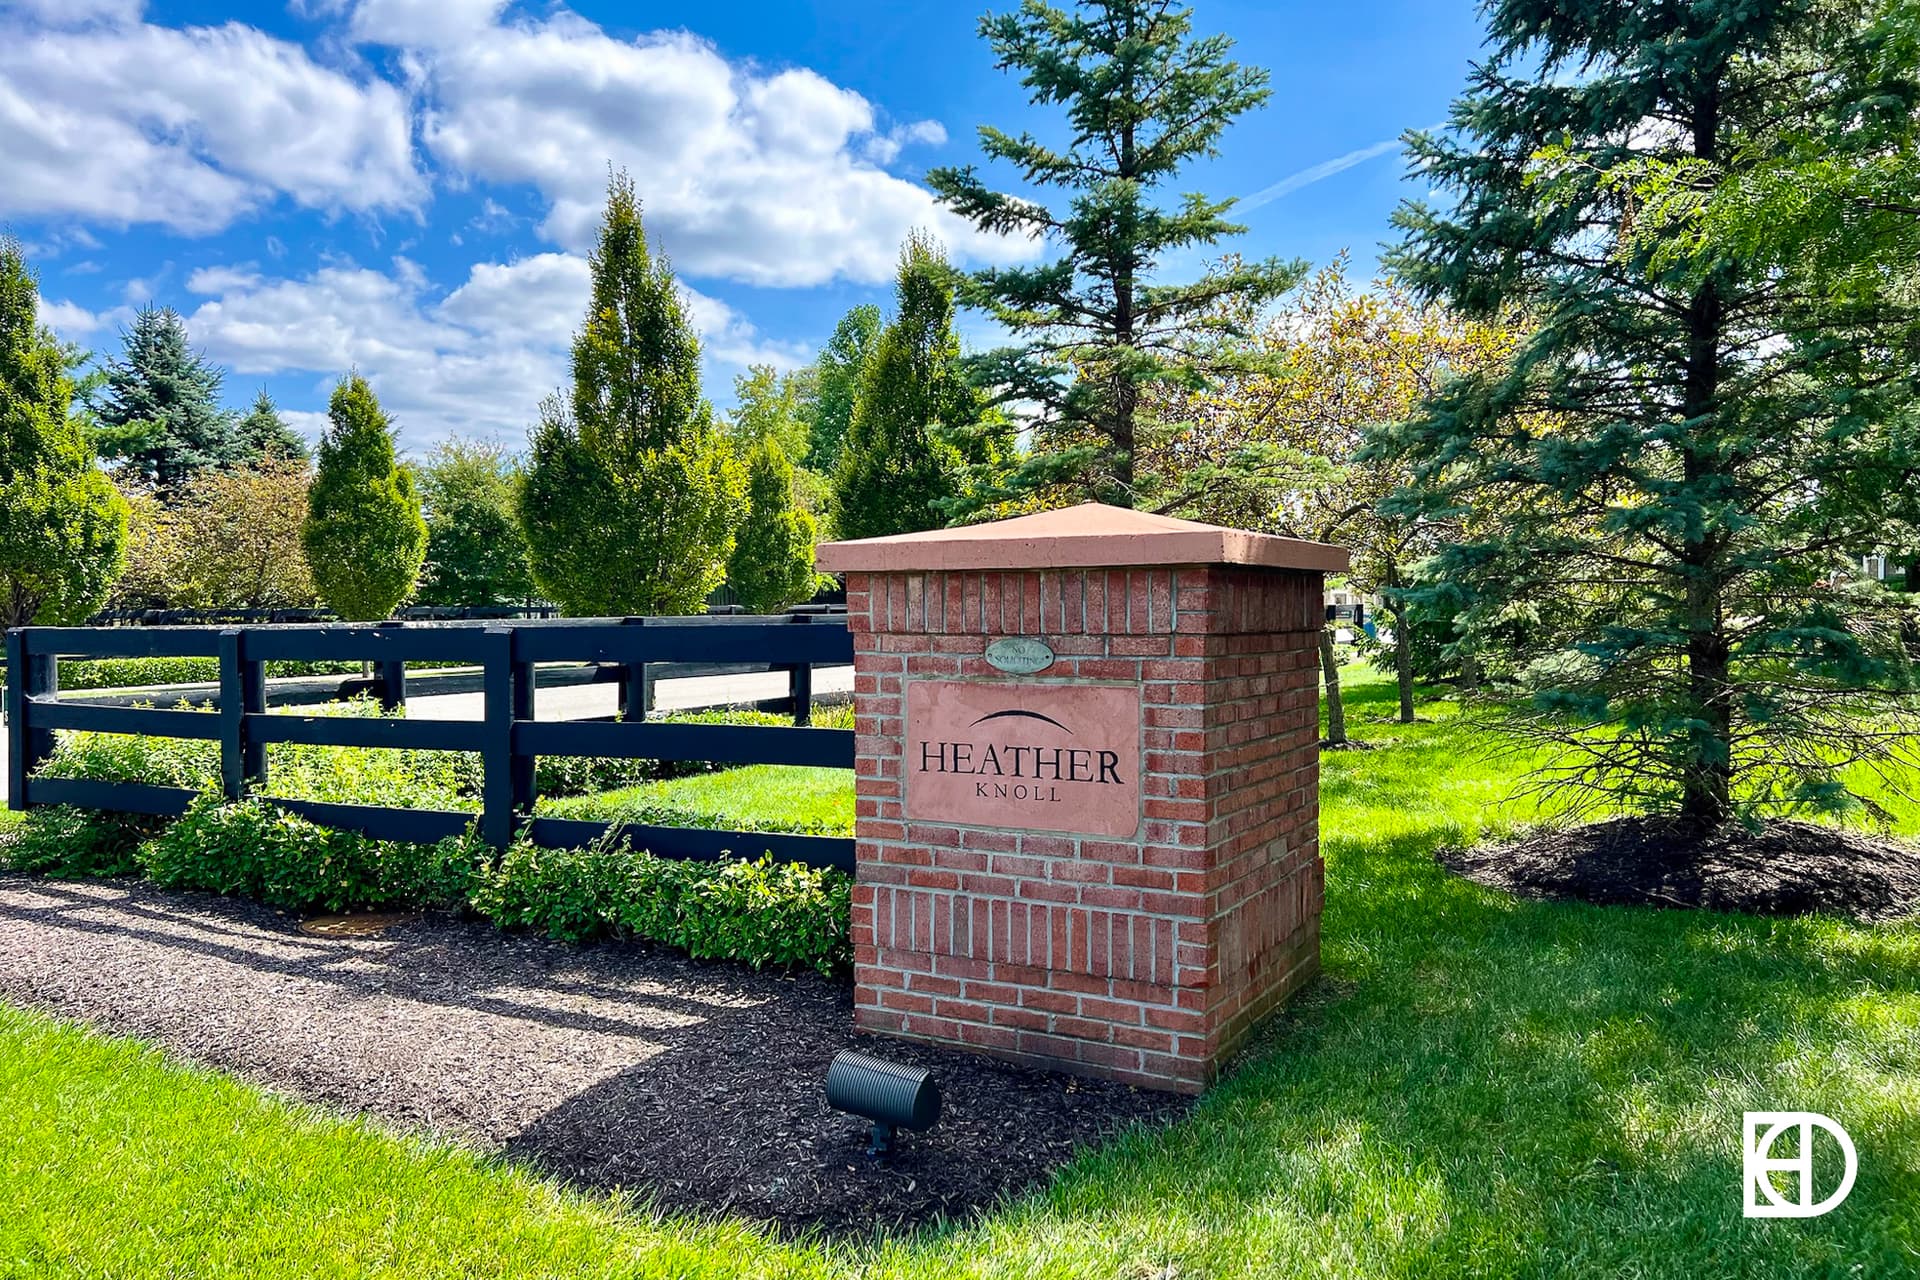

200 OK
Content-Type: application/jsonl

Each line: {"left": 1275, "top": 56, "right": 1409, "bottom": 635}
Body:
{"left": 1, "top": 658, "right": 475, "bottom": 693}
{"left": 471, "top": 831, "right": 850, "bottom": 970}
{"left": 30, "top": 700, "right": 854, "bottom": 803}
{"left": 139, "top": 795, "right": 485, "bottom": 913}
{"left": 4, "top": 698, "right": 857, "bottom": 972}
{"left": 0, "top": 800, "right": 851, "bottom": 974}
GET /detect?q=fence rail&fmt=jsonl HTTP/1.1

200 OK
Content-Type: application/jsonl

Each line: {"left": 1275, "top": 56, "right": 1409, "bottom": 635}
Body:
{"left": 4, "top": 616, "right": 856, "bottom": 873}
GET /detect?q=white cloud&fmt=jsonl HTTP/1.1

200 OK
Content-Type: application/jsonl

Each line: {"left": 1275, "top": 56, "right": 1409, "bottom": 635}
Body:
{"left": 0, "top": 11, "right": 423, "bottom": 234}
{"left": 680, "top": 285, "right": 810, "bottom": 371}
{"left": 0, "top": 0, "right": 144, "bottom": 26}
{"left": 350, "top": 4, "right": 1029, "bottom": 286}
{"left": 181, "top": 253, "right": 799, "bottom": 448}
{"left": 34, "top": 295, "right": 112, "bottom": 339}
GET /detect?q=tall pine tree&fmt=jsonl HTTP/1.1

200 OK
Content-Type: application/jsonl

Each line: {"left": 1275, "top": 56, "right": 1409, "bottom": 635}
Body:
{"left": 95, "top": 307, "right": 245, "bottom": 489}
{"left": 830, "top": 234, "right": 972, "bottom": 541}
{"left": 1376, "top": 0, "right": 1920, "bottom": 827}
{"left": 237, "top": 389, "right": 309, "bottom": 463}
{"left": 300, "top": 375, "right": 427, "bottom": 622}
{"left": 519, "top": 170, "right": 741, "bottom": 616}
{"left": 929, "top": 0, "right": 1304, "bottom": 511}
{"left": 0, "top": 240, "right": 128, "bottom": 627}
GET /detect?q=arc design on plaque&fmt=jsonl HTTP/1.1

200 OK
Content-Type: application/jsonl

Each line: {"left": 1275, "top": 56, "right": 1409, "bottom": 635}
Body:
{"left": 905, "top": 679, "right": 1141, "bottom": 837}
{"left": 984, "top": 636, "right": 1055, "bottom": 674}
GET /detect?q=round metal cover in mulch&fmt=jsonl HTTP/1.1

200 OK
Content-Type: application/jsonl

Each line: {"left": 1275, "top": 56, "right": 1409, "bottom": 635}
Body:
{"left": 298, "top": 912, "right": 420, "bottom": 938}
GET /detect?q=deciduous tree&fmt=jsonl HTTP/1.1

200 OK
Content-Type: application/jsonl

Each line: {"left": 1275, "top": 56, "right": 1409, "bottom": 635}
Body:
{"left": 830, "top": 234, "right": 972, "bottom": 541}
{"left": 171, "top": 456, "right": 318, "bottom": 609}
{"left": 416, "top": 439, "right": 534, "bottom": 608}
{"left": 725, "top": 364, "right": 811, "bottom": 463}
{"left": 727, "top": 438, "right": 819, "bottom": 614}
{"left": 0, "top": 240, "right": 128, "bottom": 627}
{"left": 806, "top": 305, "right": 879, "bottom": 476}
{"left": 300, "top": 375, "right": 426, "bottom": 621}
{"left": 519, "top": 170, "right": 741, "bottom": 615}
{"left": 1157, "top": 258, "right": 1525, "bottom": 737}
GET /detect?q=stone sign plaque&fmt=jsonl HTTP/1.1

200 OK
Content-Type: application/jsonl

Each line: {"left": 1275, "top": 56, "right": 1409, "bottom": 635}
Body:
{"left": 905, "top": 679, "right": 1141, "bottom": 836}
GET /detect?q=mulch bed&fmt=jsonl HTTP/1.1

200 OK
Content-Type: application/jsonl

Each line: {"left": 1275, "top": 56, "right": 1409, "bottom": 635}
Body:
{"left": 0, "top": 876, "right": 1184, "bottom": 1235}
{"left": 1441, "top": 816, "right": 1920, "bottom": 922}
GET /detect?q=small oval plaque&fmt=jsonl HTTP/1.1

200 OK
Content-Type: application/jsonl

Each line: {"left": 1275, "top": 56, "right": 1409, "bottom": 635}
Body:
{"left": 985, "top": 637, "right": 1055, "bottom": 675}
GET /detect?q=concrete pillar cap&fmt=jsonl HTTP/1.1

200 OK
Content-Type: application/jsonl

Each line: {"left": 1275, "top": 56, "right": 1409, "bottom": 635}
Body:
{"left": 817, "top": 502, "right": 1349, "bottom": 574}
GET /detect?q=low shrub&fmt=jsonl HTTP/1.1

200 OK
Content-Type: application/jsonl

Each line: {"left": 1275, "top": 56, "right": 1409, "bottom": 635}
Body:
{"left": 35, "top": 700, "right": 477, "bottom": 811}
{"left": 35, "top": 720, "right": 220, "bottom": 788}
{"left": 0, "top": 805, "right": 161, "bottom": 877}
{"left": 137, "top": 793, "right": 486, "bottom": 913}
{"left": 471, "top": 830, "right": 851, "bottom": 973}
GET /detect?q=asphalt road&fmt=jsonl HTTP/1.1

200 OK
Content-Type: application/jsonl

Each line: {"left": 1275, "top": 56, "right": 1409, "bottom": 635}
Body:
{"left": 0, "top": 665, "right": 854, "bottom": 805}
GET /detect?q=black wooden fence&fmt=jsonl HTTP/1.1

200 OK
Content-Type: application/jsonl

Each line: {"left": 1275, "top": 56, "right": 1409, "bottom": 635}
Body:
{"left": 4, "top": 616, "right": 855, "bottom": 872}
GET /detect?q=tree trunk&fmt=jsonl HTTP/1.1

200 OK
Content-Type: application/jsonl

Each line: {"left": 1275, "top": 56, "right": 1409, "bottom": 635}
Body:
{"left": 1394, "top": 624, "right": 1416, "bottom": 724}
{"left": 1902, "top": 560, "right": 1920, "bottom": 657}
{"left": 1677, "top": 85, "right": 1734, "bottom": 830}
{"left": 1384, "top": 560, "right": 1415, "bottom": 723}
{"left": 1319, "top": 627, "right": 1346, "bottom": 746}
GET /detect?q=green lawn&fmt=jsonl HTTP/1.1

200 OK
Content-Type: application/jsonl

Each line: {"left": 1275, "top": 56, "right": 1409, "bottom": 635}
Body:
{"left": 2, "top": 667, "right": 1916, "bottom": 1277}
{"left": 535, "top": 763, "right": 855, "bottom": 836}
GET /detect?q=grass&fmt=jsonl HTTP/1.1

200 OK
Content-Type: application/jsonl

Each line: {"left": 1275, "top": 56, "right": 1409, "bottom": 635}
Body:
{"left": 535, "top": 764, "right": 855, "bottom": 836}
{"left": 1, "top": 667, "right": 1916, "bottom": 1277}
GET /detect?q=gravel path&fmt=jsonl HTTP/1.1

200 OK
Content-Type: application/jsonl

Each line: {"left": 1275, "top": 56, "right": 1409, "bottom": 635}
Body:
{"left": 0, "top": 875, "right": 1181, "bottom": 1233}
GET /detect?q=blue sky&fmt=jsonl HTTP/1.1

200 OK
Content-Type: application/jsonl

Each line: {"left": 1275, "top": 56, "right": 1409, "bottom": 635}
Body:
{"left": 0, "top": 0, "right": 1487, "bottom": 453}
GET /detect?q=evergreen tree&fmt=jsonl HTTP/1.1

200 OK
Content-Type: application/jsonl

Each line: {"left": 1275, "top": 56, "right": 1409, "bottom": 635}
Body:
{"left": 95, "top": 307, "right": 245, "bottom": 489}
{"left": 236, "top": 389, "right": 309, "bottom": 463}
{"left": 416, "top": 438, "right": 534, "bottom": 607}
{"left": 807, "top": 305, "right": 880, "bottom": 475}
{"left": 727, "top": 437, "right": 819, "bottom": 614}
{"left": 1375, "top": 0, "right": 1920, "bottom": 827}
{"left": 300, "top": 374, "right": 427, "bottom": 621}
{"left": 929, "top": 0, "right": 1305, "bottom": 511}
{"left": 830, "top": 234, "right": 972, "bottom": 541}
{"left": 519, "top": 170, "right": 741, "bottom": 616}
{"left": 0, "top": 240, "right": 128, "bottom": 627}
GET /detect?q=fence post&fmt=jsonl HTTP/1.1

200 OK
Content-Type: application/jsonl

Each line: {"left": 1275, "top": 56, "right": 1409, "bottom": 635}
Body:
{"left": 788, "top": 662, "right": 812, "bottom": 726}
{"left": 218, "top": 628, "right": 268, "bottom": 797}
{"left": 379, "top": 619, "right": 407, "bottom": 713}
{"left": 620, "top": 617, "right": 651, "bottom": 721}
{"left": 6, "top": 629, "right": 57, "bottom": 811}
{"left": 218, "top": 629, "right": 249, "bottom": 800}
{"left": 481, "top": 627, "right": 518, "bottom": 850}
{"left": 512, "top": 644, "right": 535, "bottom": 816}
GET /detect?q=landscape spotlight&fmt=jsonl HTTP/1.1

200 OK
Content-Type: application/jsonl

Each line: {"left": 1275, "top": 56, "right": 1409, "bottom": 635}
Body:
{"left": 825, "top": 1049, "right": 941, "bottom": 1155}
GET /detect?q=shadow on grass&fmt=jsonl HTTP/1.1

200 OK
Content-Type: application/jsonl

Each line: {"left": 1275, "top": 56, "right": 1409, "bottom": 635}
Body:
{"left": 0, "top": 874, "right": 1175, "bottom": 1240}
{"left": 991, "top": 810, "right": 1920, "bottom": 1277}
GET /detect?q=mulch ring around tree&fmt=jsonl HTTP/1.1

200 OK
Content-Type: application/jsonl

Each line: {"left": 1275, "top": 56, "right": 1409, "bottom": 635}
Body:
{"left": 0, "top": 876, "right": 1185, "bottom": 1236}
{"left": 1440, "top": 816, "right": 1920, "bottom": 922}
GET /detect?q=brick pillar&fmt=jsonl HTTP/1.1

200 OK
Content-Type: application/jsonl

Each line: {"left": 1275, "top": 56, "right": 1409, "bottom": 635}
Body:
{"left": 818, "top": 503, "right": 1346, "bottom": 1093}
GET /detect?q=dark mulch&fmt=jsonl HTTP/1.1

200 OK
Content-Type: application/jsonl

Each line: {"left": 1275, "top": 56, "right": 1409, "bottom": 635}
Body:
{"left": 1441, "top": 816, "right": 1920, "bottom": 922}
{"left": 0, "top": 876, "right": 1184, "bottom": 1235}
